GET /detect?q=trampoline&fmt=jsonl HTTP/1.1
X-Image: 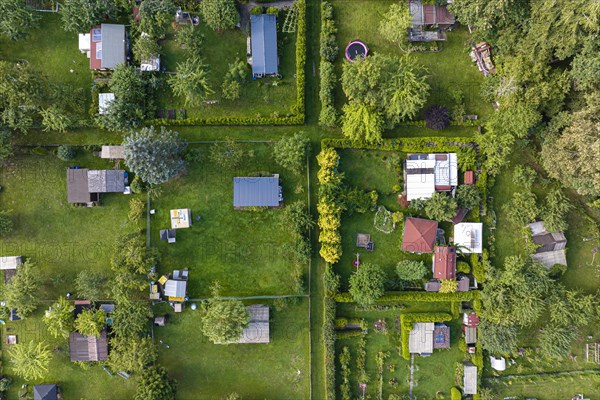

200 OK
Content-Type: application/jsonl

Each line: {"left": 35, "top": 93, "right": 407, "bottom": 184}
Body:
{"left": 345, "top": 40, "right": 369, "bottom": 62}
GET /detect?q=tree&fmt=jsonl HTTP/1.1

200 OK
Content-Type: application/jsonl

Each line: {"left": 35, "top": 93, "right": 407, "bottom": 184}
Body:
{"left": 341, "top": 101, "right": 384, "bottom": 144}
{"left": 0, "top": 210, "right": 13, "bottom": 235}
{"left": 209, "top": 138, "right": 245, "bottom": 169}
{"left": 424, "top": 192, "right": 457, "bottom": 221}
{"left": 349, "top": 263, "right": 385, "bottom": 306}
{"left": 56, "top": 145, "right": 76, "bottom": 161}
{"left": 548, "top": 285, "right": 596, "bottom": 328}
{"left": 112, "top": 300, "right": 152, "bottom": 339}
{"left": 541, "top": 95, "right": 600, "bottom": 196}
{"left": 456, "top": 185, "right": 481, "bottom": 210}
{"left": 502, "top": 191, "right": 538, "bottom": 227}
{"left": 323, "top": 264, "right": 340, "bottom": 297}
{"left": 439, "top": 279, "right": 457, "bottom": 293}
{"left": 75, "top": 270, "right": 108, "bottom": 302}
{"left": 201, "top": 298, "right": 250, "bottom": 344}
{"left": 4, "top": 260, "right": 39, "bottom": 318}
{"left": 478, "top": 320, "right": 518, "bottom": 354}
{"left": 200, "top": 0, "right": 239, "bottom": 32}
{"left": 396, "top": 260, "right": 427, "bottom": 282}
{"left": 134, "top": 35, "right": 161, "bottom": 63}
{"left": 60, "top": 0, "right": 116, "bottom": 33}
{"left": 43, "top": 297, "right": 75, "bottom": 339}
{"left": 541, "top": 188, "right": 572, "bottom": 233}
{"left": 135, "top": 366, "right": 177, "bottom": 400}
{"left": 0, "top": 0, "right": 38, "bottom": 40}
{"left": 512, "top": 165, "right": 537, "bottom": 189}
{"left": 424, "top": 105, "right": 450, "bottom": 130}
{"left": 75, "top": 308, "right": 106, "bottom": 338}
{"left": 273, "top": 132, "right": 311, "bottom": 174}
{"left": 138, "top": 0, "right": 176, "bottom": 39}
{"left": 0, "top": 126, "right": 12, "bottom": 162}
{"left": 9, "top": 341, "right": 51, "bottom": 381}
{"left": 40, "top": 106, "right": 72, "bottom": 133}
{"left": 538, "top": 325, "right": 577, "bottom": 359}
{"left": 109, "top": 336, "right": 157, "bottom": 374}
{"left": 0, "top": 61, "right": 44, "bottom": 132}
{"left": 169, "top": 57, "right": 214, "bottom": 107}
{"left": 221, "top": 79, "right": 241, "bottom": 101}
{"left": 279, "top": 200, "right": 314, "bottom": 237}
{"left": 124, "top": 126, "right": 187, "bottom": 185}
{"left": 175, "top": 24, "right": 203, "bottom": 54}
{"left": 378, "top": 3, "right": 412, "bottom": 49}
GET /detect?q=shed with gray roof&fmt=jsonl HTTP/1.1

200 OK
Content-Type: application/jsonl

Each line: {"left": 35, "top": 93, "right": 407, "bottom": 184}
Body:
{"left": 463, "top": 363, "right": 478, "bottom": 394}
{"left": 233, "top": 176, "right": 280, "bottom": 208}
{"left": 237, "top": 304, "right": 270, "bottom": 344}
{"left": 250, "top": 14, "right": 278, "bottom": 78}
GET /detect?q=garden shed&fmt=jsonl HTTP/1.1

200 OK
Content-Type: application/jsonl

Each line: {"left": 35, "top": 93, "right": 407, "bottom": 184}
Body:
{"left": 404, "top": 153, "right": 458, "bottom": 200}
{"left": 100, "top": 145, "right": 124, "bottom": 159}
{"left": 33, "top": 384, "right": 58, "bottom": 400}
{"left": 170, "top": 208, "right": 191, "bottom": 229}
{"left": 0, "top": 256, "right": 22, "bottom": 270}
{"left": 69, "top": 330, "right": 108, "bottom": 362}
{"left": 529, "top": 221, "right": 567, "bottom": 268}
{"left": 233, "top": 176, "right": 280, "bottom": 208}
{"left": 250, "top": 14, "right": 278, "bottom": 78}
{"left": 463, "top": 363, "right": 478, "bottom": 394}
{"left": 237, "top": 304, "right": 270, "bottom": 344}
{"left": 453, "top": 223, "right": 483, "bottom": 254}
{"left": 433, "top": 245, "right": 456, "bottom": 280}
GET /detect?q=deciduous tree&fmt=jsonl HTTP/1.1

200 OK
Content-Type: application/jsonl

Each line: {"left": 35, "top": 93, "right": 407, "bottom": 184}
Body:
{"left": 478, "top": 320, "right": 518, "bottom": 354}
{"left": 502, "top": 191, "right": 538, "bottom": 227}
{"left": 424, "top": 105, "right": 450, "bottom": 130}
{"left": 200, "top": 282, "right": 250, "bottom": 344}
{"left": 138, "top": 0, "right": 176, "bottom": 39}
{"left": 135, "top": 366, "right": 177, "bottom": 400}
{"left": 378, "top": 3, "right": 412, "bottom": 49}
{"left": 200, "top": 0, "right": 239, "bottom": 32}
{"left": 396, "top": 260, "right": 427, "bottom": 282}
{"left": 75, "top": 308, "right": 106, "bottom": 338}
{"left": 456, "top": 185, "right": 481, "bottom": 210}
{"left": 4, "top": 260, "right": 39, "bottom": 318}
{"left": 75, "top": 270, "right": 108, "bottom": 303}
{"left": 43, "top": 297, "right": 75, "bottom": 339}
{"left": 61, "top": 0, "right": 116, "bottom": 33}
{"left": 0, "top": 0, "right": 38, "bottom": 40}
{"left": 538, "top": 325, "right": 577, "bottom": 359}
{"left": 124, "top": 126, "right": 187, "bottom": 185}
{"left": 349, "top": 263, "right": 385, "bottom": 306}
{"left": 273, "top": 132, "right": 311, "bottom": 174}
{"left": 424, "top": 192, "right": 457, "bottom": 221}
{"left": 169, "top": 57, "right": 214, "bottom": 106}
{"left": 541, "top": 188, "right": 572, "bottom": 233}
{"left": 9, "top": 341, "right": 51, "bottom": 380}
{"left": 109, "top": 336, "right": 157, "bottom": 374}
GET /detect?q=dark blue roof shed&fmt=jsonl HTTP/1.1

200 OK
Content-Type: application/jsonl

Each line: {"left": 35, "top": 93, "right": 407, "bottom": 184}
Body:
{"left": 250, "top": 14, "right": 278, "bottom": 77}
{"left": 233, "top": 177, "right": 279, "bottom": 207}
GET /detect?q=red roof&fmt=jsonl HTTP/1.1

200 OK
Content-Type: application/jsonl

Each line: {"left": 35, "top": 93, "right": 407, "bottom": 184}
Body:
{"left": 464, "top": 171, "right": 475, "bottom": 185}
{"left": 464, "top": 312, "right": 480, "bottom": 327}
{"left": 433, "top": 246, "right": 456, "bottom": 279}
{"left": 89, "top": 27, "right": 101, "bottom": 69}
{"left": 402, "top": 217, "right": 438, "bottom": 253}
{"left": 422, "top": 5, "right": 456, "bottom": 26}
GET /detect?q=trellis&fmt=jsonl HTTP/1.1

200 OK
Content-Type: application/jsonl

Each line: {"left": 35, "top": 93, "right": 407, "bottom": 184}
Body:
{"left": 282, "top": 3, "right": 298, "bottom": 33}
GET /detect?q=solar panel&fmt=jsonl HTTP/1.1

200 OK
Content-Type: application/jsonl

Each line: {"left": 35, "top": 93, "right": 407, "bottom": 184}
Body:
{"left": 92, "top": 28, "right": 102, "bottom": 42}
{"left": 435, "top": 333, "right": 445, "bottom": 344}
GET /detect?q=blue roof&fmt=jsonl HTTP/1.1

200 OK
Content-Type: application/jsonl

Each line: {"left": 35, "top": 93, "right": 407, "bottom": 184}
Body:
{"left": 233, "top": 177, "right": 279, "bottom": 207}
{"left": 250, "top": 14, "right": 278, "bottom": 76}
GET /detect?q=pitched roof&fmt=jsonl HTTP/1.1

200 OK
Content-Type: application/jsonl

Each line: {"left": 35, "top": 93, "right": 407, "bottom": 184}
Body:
{"left": 69, "top": 331, "right": 108, "bottom": 361}
{"left": 100, "top": 145, "right": 124, "bottom": 159}
{"left": 457, "top": 275, "right": 470, "bottom": 292}
{"left": 250, "top": 14, "right": 278, "bottom": 76}
{"left": 233, "top": 177, "right": 279, "bottom": 207}
{"left": 433, "top": 323, "right": 450, "bottom": 349}
{"left": 463, "top": 312, "right": 480, "bottom": 327}
{"left": 87, "top": 170, "right": 126, "bottom": 193}
{"left": 463, "top": 363, "right": 478, "bottom": 394}
{"left": 66, "top": 168, "right": 93, "bottom": 204}
{"left": 464, "top": 171, "right": 475, "bottom": 185}
{"left": 402, "top": 218, "right": 438, "bottom": 253}
{"left": 433, "top": 246, "right": 456, "bottom": 279}
{"left": 164, "top": 279, "right": 187, "bottom": 298}
{"left": 34, "top": 384, "right": 58, "bottom": 400}
{"left": 100, "top": 24, "right": 126, "bottom": 69}
{"left": 454, "top": 223, "right": 483, "bottom": 254}
{"left": 464, "top": 326, "right": 477, "bottom": 344}
{"left": 529, "top": 221, "right": 568, "bottom": 268}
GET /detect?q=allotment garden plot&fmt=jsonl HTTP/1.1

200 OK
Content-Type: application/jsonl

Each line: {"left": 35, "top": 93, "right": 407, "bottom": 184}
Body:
{"left": 149, "top": 142, "right": 308, "bottom": 297}
{"left": 0, "top": 151, "right": 133, "bottom": 298}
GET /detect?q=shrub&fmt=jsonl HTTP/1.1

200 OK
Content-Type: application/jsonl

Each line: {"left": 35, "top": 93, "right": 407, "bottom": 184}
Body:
{"left": 457, "top": 261, "right": 470, "bottom": 274}
{"left": 128, "top": 198, "right": 146, "bottom": 222}
{"left": 56, "top": 145, "right": 76, "bottom": 161}
{"left": 265, "top": 6, "right": 278, "bottom": 14}
{"left": 424, "top": 105, "right": 450, "bottom": 130}
{"left": 450, "top": 386, "right": 462, "bottom": 400}
{"left": 396, "top": 260, "right": 427, "bottom": 282}
{"left": 250, "top": 6, "right": 263, "bottom": 14}
{"left": 130, "top": 175, "right": 146, "bottom": 194}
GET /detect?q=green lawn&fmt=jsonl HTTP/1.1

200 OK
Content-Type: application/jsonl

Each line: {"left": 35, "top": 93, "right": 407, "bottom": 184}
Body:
{"left": 329, "top": 0, "right": 492, "bottom": 121}
{"left": 149, "top": 142, "right": 308, "bottom": 297}
{"left": 157, "top": 19, "right": 297, "bottom": 119}
{"left": 153, "top": 299, "right": 310, "bottom": 400}
{"left": 0, "top": 150, "right": 136, "bottom": 298}
{"left": 0, "top": 309, "right": 137, "bottom": 400}
{"left": 486, "top": 373, "right": 600, "bottom": 400}
{"left": 0, "top": 13, "right": 92, "bottom": 118}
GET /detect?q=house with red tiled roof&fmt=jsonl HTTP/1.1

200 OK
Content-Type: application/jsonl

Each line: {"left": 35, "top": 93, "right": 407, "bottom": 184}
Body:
{"left": 433, "top": 245, "right": 456, "bottom": 280}
{"left": 402, "top": 217, "right": 438, "bottom": 253}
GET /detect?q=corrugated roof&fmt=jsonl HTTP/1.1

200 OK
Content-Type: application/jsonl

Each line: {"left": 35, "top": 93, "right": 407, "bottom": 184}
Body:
{"left": 250, "top": 14, "right": 278, "bottom": 76}
{"left": 465, "top": 326, "right": 477, "bottom": 344}
{"left": 69, "top": 331, "right": 108, "bottom": 362}
{"left": 66, "top": 168, "right": 92, "bottom": 204}
{"left": 0, "top": 256, "right": 22, "bottom": 270}
{"left": 433, "top": 246, "right": 456, "bottom": 279}
{"left": 233, "top": 177, "right": 279, "bottom": 207}
{"left": 232, "top": 305, "right": 270, "bottom": 344}
{"left": 87, "top": 170, "right": 125, "bottom": 193}
{"left": 402, "top": 217, "right": 438, "bottom": 253}
{"left": 164, "top": 280, "right": 187, "bottom": 298}
{"left": 405, "top": 153, "right": 457, "bottom": 200}
{"left": 100, "top": 24, "right": 126, "bottom": 69}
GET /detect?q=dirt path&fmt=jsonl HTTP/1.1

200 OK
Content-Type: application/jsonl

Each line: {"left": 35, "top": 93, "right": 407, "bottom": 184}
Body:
{"left": 409, "top": 353, "right": 415, "bottom": 398}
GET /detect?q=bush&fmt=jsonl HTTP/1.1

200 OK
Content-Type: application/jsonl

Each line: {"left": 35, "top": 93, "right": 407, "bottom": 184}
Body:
{"left": 424, "top": 105, "right": 450, "bottom": 130}
{"left": 457, "top": 261, "right": 470, "bottom": 274}
{"left": 128, "top": 198, "right": 146, "bottom": 222}
{"left": 250, "top": 6, "right": 263, "bottom": 14}
{"left": 56, "top": 145, "right": 76, "bottom": 161}
{"left": 130, "top": 175, "right": 146, "bottom": 194}
{"left": 450, "top": 387, "right": 462, "bottom": 400}
{"left": 265, "top": 6, "right": 278, "bottom": 14}
{"left": 323, "top": 297, "right": 336, "bottom": 400}
{"left": 334, "top": 290, "right": 478, "bottom": 303}
{"left": 549, "top": 263, "right": 567, "bottom": 278}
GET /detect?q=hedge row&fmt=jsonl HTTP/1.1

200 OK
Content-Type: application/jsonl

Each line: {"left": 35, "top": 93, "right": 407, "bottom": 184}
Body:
{"left": 401, "top": 119, "right": 480, "bottom": 128}
{"left": 322, "top": 136, "right": 478, "bottom": 155}
{"left": 317, "top": 147, "right": 343, "bottom": 264}
{"left": 323, "top": 297, "right": 336, "bottom": 400}
{"left": 336, "top": 330, "right": 364, "bottom": 339}
{"left": 318, "top": 2, "right": 337, "bottom": 127}
{"left": 334, "top": 290, "right": 479, "bottom": 303}
{"left": 148, "top": 0, "right": 306, "bottom": 127}
{"left": 400, "top": 312, "right": 453, "bottom": 360}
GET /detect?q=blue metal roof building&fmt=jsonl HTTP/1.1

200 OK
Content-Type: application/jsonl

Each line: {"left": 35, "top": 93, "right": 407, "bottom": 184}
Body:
{"left": 233, "top": 176, "right": 280, "bottom": 207}
{"left": 250, "top": 14, "right": 278, "bottom": 78}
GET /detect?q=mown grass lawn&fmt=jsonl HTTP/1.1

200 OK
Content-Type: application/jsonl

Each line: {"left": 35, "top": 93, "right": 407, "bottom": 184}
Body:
{"left": 329, "top": 0, "right": 492, "bottom": 121}
{"left": 157, "top": 20, "right": 297, "bottom": 119}
{"left": 149, "top": 142, "right": 308, "bottom": 297}
{"left": 0, "top": 309, "right": 137, "bottom": 400}
{"left": 486, "top": 373, "right": 600, "bottom": 400}
{"left": 0, "top": 13, "right": 92, "bottom": 118}
{"left": 334, "top": 302, "right": 465, "bottom": 399}
{"left": 0, "top": 150, "right": 136, "bottom": 299}
{"left": 153, "top": 298, "right": 310, "bottom": 400}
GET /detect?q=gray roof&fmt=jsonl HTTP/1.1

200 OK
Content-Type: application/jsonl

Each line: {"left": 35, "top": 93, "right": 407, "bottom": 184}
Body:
{"left": 465, "top": 326, "right": 477, "bottom": 344}
{"left": 101, "top": 24, "right": 126, "bottom": 69}
{"left": 463, "top": 363, "right": 478, "bottom": 394}
{"left": 0, "top": 256, "right": 22, "bottom": 270}
{"left": 69, "top": 331, "right": 108, "bottom": 362}
{"left": 34, "top": 384, "right": 58, "bottom": 400}
{"left": 233, "top": 176, "right": 279, "bottom": 207}
{"left": 100, "top": 145, "right": 125, "bottom": 159}
{"left": 238, "top": 305, "right": 270, "bottom": 344}
{"left": 250, "top": 14, "right": 278, "bottom": 76}
{"left": 164, "top": 279, "right": 187, "bottom": 298}
{"left": 409, "top": 322, "right": 434, "bottom": 354}
{"left": 529, "top": 221, "right": 568, "bottom": 268}
{"left": 66, "top": 168, "right": 93, "bottom": 204}
{"left": 87, "top": 170, "right": 125, "bottom": 193}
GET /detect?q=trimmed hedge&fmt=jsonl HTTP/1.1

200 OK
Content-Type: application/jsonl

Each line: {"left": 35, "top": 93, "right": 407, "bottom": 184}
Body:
{"left": 322, "top": 137, "right": 478, "bottom": 155}
{"left": 336, "top": 330, "right": 363, "bottom": 339}
{"left": 318, "top": 1, "right": 338, "bottom": 127}
{"left": 400, "top": 312, "right": 453, "bottom": 359}
{"left": 334, "top": 290, "right": 478, "bottom": 303}
{"left": 323, "top": 297, "right": 336, "bottom": 400}
{"left": 149, "top": 0, "right": 306, "bottom": 126}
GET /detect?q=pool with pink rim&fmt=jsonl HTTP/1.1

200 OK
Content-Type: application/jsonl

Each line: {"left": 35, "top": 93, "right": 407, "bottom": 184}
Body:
{"left": 345, "top": 40, "right": 368, "bottom": 62}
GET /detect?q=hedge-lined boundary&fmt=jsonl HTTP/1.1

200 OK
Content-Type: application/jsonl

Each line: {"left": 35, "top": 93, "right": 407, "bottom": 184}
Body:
{"left": 321, "top": 136, "right": 478, "bottom": 154}
{"left": 400, "top": 312, "right": 453, "bottom": 360}
{"left": 323, "top": 297, "right": 336, "bottom": 400}
{"left": 148, "top": 0, "right": 306, "bottom": 127}
{"left": 318, "top": 1, "right": 337, "bottom": 127}
{"left": 334, "top": 290, "right": 479, "bottom": 303}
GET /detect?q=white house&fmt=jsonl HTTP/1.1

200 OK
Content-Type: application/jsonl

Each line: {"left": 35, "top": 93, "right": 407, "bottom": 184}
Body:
{"left": 404, "top": 153, "right": 458, "bottom": 200}
{"left": 454, "top": 222, "right": 483, "bottom": 254}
